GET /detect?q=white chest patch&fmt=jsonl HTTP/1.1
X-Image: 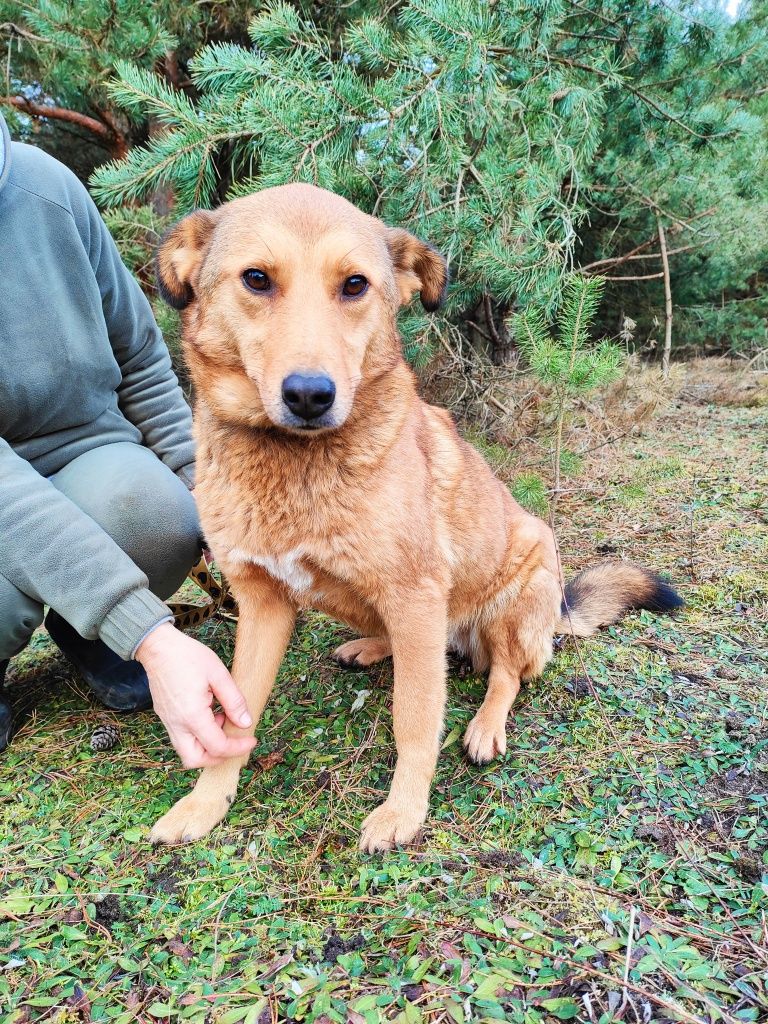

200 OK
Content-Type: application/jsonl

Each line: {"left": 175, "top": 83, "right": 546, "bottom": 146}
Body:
{"left": 228, "top": 546, "right": 314, "bottom": 593}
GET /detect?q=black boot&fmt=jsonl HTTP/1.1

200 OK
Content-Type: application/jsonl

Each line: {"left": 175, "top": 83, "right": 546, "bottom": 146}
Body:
{"left": 0, "top": 661, "right": 12, "bottom": 752}
{"left": 45, "top": 611, "right": 153, "bottom": 712}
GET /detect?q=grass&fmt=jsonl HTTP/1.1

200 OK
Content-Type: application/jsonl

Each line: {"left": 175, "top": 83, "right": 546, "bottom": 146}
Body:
{"left": 1, "top": 361, "right": 767, "bottom": 1024}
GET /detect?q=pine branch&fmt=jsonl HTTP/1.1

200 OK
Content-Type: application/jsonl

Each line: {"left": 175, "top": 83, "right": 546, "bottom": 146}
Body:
{"left": 108, "top": 62, "right": 199, "bottom": 127}
{"left": 0, "top": 21, "right": 47, "bottom": 44}
{"left": 547, "top": 55, "right": 730, "bottom": 141}
{"left": 77, "top": 0, "right": 764, "bottom": 364}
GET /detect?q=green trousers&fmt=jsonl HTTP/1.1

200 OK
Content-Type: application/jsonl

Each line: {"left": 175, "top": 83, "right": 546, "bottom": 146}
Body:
{"left": 0, "top": 442, "right": 200, "bottom": 661}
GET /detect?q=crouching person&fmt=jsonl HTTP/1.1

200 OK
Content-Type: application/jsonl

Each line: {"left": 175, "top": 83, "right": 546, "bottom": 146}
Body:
{"left": 0, "top": 113, "right": 255, "bottom": 770}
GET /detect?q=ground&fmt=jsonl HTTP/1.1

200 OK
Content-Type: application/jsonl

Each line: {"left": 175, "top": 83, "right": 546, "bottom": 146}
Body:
{"left": 1, "top": 360, "right": 766, "bottom": 1024}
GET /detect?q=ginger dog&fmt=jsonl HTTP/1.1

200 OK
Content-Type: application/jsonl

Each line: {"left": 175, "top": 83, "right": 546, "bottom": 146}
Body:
{"left": 150, "top": 184, "right": 682, "bottom": 852}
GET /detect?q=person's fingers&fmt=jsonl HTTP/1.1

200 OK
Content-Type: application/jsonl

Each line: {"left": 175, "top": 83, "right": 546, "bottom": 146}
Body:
{"left": 192, "top": 711, "right": 234, "bottom": 759}
{"left": 174, "top": 732, "right": 222, "bottom": 769}
{"left": 192, "top": 708, "right": 256, "bottom": 761}
{"left": 191, "top": 752, "right": 223, "bottom": 768}
{"left": 213, "top": 712, "right": 226, "bottom": 728}
{"left": 208, "top": 664, "right": 253, "bottom": 729}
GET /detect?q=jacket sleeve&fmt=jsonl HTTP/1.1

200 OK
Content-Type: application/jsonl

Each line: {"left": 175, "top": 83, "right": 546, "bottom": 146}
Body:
{"left": 74, "top": 181, "right": 196, "bottom": 489}
{"left": 0, "top": 437, "right": 172, "bottom": 659}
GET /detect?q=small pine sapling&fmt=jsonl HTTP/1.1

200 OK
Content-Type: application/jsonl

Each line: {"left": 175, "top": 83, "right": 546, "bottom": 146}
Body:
{"left": 509, "top": 274, "right": 623, "bottom": 517}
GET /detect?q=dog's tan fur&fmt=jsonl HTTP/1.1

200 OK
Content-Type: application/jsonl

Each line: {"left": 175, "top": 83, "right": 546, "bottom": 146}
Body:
{"left": 150, "top": 184, "right": 680, "bottom": 852}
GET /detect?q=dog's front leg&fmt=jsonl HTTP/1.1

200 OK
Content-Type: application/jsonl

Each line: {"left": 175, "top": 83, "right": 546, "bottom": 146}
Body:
{"left": 359, "top": 583, "right": 447, "bottom": 853}
{"left": 150, "top": 575, "right": 296, "bottom": 844}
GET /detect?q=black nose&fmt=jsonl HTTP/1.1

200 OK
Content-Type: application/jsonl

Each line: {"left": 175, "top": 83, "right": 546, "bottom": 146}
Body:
{"left": 281, "top": 373, "right": 336, "bottom": 421}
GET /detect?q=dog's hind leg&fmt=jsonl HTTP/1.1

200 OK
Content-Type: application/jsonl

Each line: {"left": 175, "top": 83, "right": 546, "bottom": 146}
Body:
{"left": 463, "top": 566, "right": 560, "bottom": 765}
{"left": 463, "top": 657, "right": 520, "bottom": 764}
{"left": 333, "top": 636, "right": 392, "bottom": 670}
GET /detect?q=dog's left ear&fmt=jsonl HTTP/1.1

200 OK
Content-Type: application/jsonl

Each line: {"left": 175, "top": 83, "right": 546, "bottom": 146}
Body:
{"left": 386, "top": 228, "right": 448, "bottom": 311}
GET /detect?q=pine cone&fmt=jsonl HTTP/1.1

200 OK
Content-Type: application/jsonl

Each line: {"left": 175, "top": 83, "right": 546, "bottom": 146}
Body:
{"left": 90, "top": 724, "right": 120, "bottom": 751}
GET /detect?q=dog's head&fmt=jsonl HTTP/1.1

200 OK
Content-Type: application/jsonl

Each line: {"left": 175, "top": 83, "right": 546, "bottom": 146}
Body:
{"left": 157, "top": 184, "right": 447, "bottom": 434}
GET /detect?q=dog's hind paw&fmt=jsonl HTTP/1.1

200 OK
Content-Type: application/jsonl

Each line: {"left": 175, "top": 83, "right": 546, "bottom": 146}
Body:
{"left": 332, "top": 636, "right": 392, "bottom": 670}
{"left": 149, "top": 792, "right": 231, "bottom": 845}
{"left": 359, "top": 799, "right": 425, "bottom": 853}
{"left": 463, "top": 709, "right": 507, "bottom": 764}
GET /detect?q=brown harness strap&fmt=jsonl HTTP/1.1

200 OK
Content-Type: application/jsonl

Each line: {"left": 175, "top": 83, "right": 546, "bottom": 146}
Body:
{"left": 169, "top": 555, "right": 238, "bottom": 630}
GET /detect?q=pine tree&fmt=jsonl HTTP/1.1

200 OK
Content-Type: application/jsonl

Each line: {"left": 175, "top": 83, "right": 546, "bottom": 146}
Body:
{"left": 569, "top": 1, "right": 768, "bottom": 355}
{"left": 6, "top": 2, "right": 763, "bottom": 364}
{"left": 0, "top": 0, "right": 250, "bottom": 160}
{"left": 89, "top": 0, "right": 613, "bottom": 360}
{"left": 87, "top": 0, "right": 766, "bottom": 365}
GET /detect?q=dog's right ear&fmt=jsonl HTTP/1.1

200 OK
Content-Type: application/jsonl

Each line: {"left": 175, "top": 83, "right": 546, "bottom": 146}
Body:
{"left": 156, "top": 210, "right": 218, "bottom": 310}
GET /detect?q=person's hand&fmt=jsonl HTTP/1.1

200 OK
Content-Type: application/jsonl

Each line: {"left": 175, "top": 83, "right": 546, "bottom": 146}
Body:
{"left": 136, "top": 622, "right": 255, "bottom": 769}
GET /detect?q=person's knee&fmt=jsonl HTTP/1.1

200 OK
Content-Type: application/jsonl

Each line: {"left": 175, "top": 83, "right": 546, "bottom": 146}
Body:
{"left": 103, "top": 464, "right": 201, "bottom": 599}
{"left": 52, "top": 443, "right": 201, "bottom": 601}
{"left": 141, "top": 475, "right": 201, "bottom": 599}
{"left": 0, "top": 573, "right": 44, "bottom": 661}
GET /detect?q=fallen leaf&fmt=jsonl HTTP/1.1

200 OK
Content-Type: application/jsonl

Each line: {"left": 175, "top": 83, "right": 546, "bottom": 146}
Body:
{"left": 260, "top": 951, "right": 293, "bottom": 977}
{"left": 65, "top": 984, "right": 92, "bottom": 1022}
{"left": 637, "top": 911, "right": 655, "bottom": 936}
{"left": 350, "top": 689, "right": 371, "bottom": 712}
{"left": 440, "top": 941, "right": 463, "bottom": 960}
{"left": 126, "top": 989, "right": 142, "bottom": 1009}
{"left": 256, "top": 750, "right": 284, "bottom": 772}
{"left": 167, "top": 936, "right": 194, "bottom": 962}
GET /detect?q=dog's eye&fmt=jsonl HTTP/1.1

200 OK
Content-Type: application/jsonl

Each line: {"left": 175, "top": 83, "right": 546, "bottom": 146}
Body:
{"left": 242, "top": 268, "right": 271, "bottom": 293}
{"left": 342, "top": 274, "right": 368, "bottom": 298}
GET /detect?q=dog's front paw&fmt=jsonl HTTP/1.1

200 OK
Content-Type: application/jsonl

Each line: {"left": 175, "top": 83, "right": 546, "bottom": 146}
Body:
{"left": 359, "top": 799, "right": 426, "bottom": 853}
{"left": 463, "top": 708, "right": 507, "bottom": 764}
{"left": 149, "top": 792, "right": 231, "bottom": 844}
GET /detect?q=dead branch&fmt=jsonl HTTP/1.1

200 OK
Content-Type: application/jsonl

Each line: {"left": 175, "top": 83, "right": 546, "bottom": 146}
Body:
{"left": 2, "top": 95, "right": 125, "bottom": 156}
{"left": 581, "top": 243, "right": 698, "bottom": 272}
{"left": 657, "top": 213, "right": 673, "bottom": 379}
{"left": 603, "top": 271, "right": 665, "bottom": 281}
{"left": 483, "top": 293, "right": 504, "bottom": 353}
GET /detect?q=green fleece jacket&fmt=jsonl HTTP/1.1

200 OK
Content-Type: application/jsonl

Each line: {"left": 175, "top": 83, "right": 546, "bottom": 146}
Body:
{"left": 0, "top": 113, "right": 196, "bottom": 659}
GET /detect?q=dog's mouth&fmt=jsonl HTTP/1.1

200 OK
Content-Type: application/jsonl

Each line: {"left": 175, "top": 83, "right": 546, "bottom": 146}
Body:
{"left": 275, "top": 411, "right": 340, "bottom": 434}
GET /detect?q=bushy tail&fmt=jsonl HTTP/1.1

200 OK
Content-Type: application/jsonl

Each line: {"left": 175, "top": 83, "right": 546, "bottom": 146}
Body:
{"left": 555, "top": 563, "right": 683, "bottom": 637}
